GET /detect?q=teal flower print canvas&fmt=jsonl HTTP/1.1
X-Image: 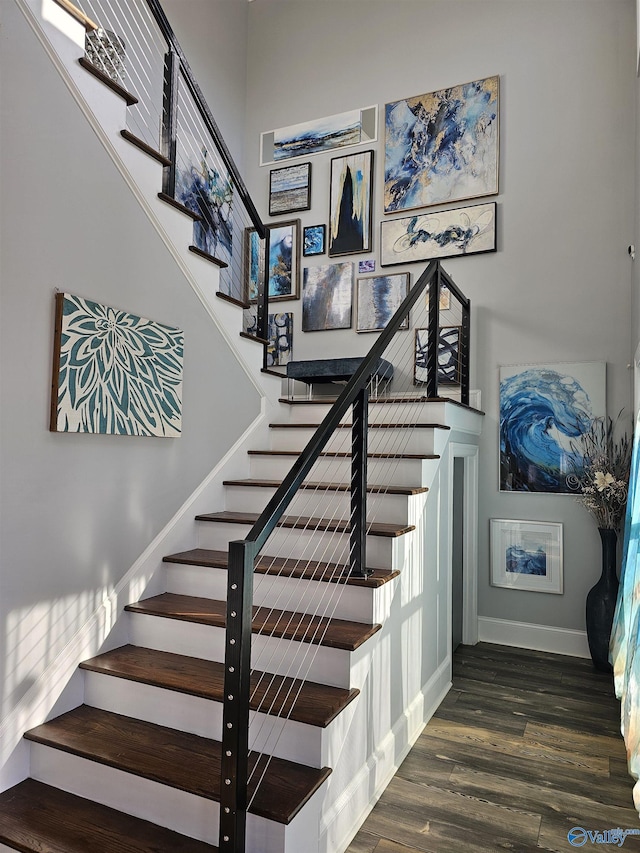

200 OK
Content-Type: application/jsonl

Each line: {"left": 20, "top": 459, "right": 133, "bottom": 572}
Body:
{"left": 50, "top": 293, "right": 183, "bottom": 437}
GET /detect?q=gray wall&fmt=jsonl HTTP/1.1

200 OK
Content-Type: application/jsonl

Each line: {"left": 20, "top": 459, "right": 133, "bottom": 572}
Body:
{"left": 0, "top": 0, "right": 260, "bottom": 724}
{"left": 245, "top": 0, "right": 636, "bottom": 632}
{"left": 162, "top": 0, "right": 249, "bottom": 169}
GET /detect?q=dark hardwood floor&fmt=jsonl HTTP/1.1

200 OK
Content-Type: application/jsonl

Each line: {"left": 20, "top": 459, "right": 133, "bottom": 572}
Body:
{"left": 347, "top": 643, "right": 640, "bottom": 853}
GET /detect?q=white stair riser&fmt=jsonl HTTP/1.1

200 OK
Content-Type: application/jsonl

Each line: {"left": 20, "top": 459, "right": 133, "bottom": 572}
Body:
{"left": 30, "top": 743, "right": 287, "bottom": 853}
{"left": 127, "top": 612, "right": 355, "bottom": 688}
{"left": 196, "top": 522, "right": 395, "bottom": 570}
{"left": 269, "top": 427, "right": 439, "bottom": 455}
{"left": 83, "top": 670, "right": 325, "bottom": 767}
{"left": 249, "top": 454, "right": 433, "bottom": 488}
{"left": 279, "top": 401, "right": 450, "bottom": 426}
{"left": 165, "top": 563, "right": 380, "bottom": 623}
{"left": 224, "top": 484, "right": 411, "bottom": 526}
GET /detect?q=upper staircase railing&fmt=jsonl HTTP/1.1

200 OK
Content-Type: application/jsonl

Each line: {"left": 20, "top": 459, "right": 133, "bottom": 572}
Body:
{"left": 61, "top": 0, "right": 270, "bottom": 340}
{"left": 220, "top": 259, "right": 471, "bottom": 850}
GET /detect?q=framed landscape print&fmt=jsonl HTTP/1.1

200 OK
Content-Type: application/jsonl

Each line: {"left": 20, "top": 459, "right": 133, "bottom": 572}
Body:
{"left": 302, "top": 262, "right": 353, "bottom": 331}
{"left": 329, "top": 150, "right": 374, "bottom": 257}
{"left": 50, "top": 292, "right": 183, "bottom": 437}
{"left": 269, "top": 162, "right": 311, "bottom": 216}
{"left": 384, "top": 75, "right": 499, "bottom": 212}
{"left": 356, "top": 272, "right": 409, "bottom": 333}
{"left": 244, "top": 219, "right": 301, "bottom": 302}
{"left": 303, "top": 224, "right": 326, "bottom": 257}
{"left": 490, "top": 519, "right": 563, "bottom": 594}
{"left": 499, "top": 361, "right": 606, "bottom": 493}
{"left": 380, "top": 202, "right": 496, "bottom": 266}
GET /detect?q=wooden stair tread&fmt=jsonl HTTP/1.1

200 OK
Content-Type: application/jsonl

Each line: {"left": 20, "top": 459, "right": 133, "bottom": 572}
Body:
{"left": 248, "top": 449, "right": 439, "bottom": 460}
{"left": 120, "top": 129, "right": 172, "bottom": 166}
{"left": 223, "top": 477, "right": 428, "bottom": 496}
{"left": 78, "top": 57, "right": 138, "bottom": 105}
{"left": 163, "top": 547, "right": 399, "bottom": 588}
{"left": 195, "top": 510, "right": 414, "bottom": 538}
{"left": 80, "top": 645, "right": 358, "bottom": 727}
{"left": 269, "top": 421, "right": 450, "bottom": 430}
{"left": 157, "top": 192, "right": 202, "bottom": 221}
{"left": 188, "top": 245, "right": 228, "bottom": 268}
{"left": 0, "top": 778, "right": 216, "bottom": 852}
{"left": 24, "top": 706, "right": 331, "bottom": 825}
{"left": 125, "top": 592, "right": 381, "bottom": 651}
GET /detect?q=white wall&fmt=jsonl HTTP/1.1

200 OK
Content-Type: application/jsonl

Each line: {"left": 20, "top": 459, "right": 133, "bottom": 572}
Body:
{"left": 245, "top": 0, "right": 636, "bottom": 633}
{"left": 0, "top": 0, "right": 260, "bottom": 737}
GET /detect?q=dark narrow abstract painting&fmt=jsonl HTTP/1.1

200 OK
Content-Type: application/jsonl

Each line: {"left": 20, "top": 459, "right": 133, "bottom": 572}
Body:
{"left": 384, "top": 76, "right": 499, "bottom": 212}
{"left": 329, "top": 150, "right": 373, "bottom": 257}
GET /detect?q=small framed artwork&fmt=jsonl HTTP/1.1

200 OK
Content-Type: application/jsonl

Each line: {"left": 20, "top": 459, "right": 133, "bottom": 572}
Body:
{"left": 414, "top": 326, "right": 463, "bottom": 386}
{"left": 490, "top": 519, "right": 563, "bottom": 594}
{"left": 329, "top": 149, "right": 374, "bottom": 257}
{"left": 356, "top": 273, "right": 409, "bottom": 333}
{"left": 438, "top": 326, "right": 461, "bottom": 384}
{"left": 303, "top": 224, "right": 326, "bottom": 257}
{"left": 380, "top": 202, "right": 496, "bottom": 266}
{"left": 359, "top": 259, "right": 376, "bottom": 274}
{"left": 269, "top": 162, "right": 311, "bottom": 216}
{"left": 302, "top": 262, "right": 353, "bottom": 331}
{"left": 244, "top": 219, "right": 301, "bottom": 302}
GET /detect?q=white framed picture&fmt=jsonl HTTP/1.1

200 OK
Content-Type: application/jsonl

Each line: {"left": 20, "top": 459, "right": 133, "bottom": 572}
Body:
{"left": 490, "top": 519, "right": 563, "bottom": 594}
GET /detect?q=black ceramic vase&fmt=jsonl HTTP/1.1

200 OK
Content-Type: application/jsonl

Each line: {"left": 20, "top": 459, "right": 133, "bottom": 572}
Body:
{"left": 585, "top": 528, "right": 619, "bottom": 672}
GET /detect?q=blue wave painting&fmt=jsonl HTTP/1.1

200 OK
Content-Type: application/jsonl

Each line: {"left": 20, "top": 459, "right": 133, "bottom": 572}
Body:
{"left": 506, "top": 545, "right": 547, "bottom": 576}
{"left": 384, "top": 76, "right": 499, "bottom": 212}
{"left": 499, "top": 364, "right": 605, "bottom": 493}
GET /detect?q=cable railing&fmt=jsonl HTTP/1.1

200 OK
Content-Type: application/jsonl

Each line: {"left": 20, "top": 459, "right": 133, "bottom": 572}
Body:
{"left": 69, "top": 0, "right": 269, "bottom": 316}
{"left": 220, "top": 260, "right": 471, "bottom": 850}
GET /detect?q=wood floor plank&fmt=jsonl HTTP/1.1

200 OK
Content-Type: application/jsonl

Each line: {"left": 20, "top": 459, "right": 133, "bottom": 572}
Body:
{"left": 348, "top": 643, "right": 640, "bottom": 853}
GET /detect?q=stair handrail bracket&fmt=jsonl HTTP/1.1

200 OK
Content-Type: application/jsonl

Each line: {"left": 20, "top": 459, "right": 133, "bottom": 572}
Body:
{"left": 219, "top": 258, "right": 473, "bottom": 851}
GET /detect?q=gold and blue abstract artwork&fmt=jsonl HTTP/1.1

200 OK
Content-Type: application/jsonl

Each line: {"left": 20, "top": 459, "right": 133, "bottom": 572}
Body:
{"left": 329, "top": 150, "right": 374, "bottom": 257}
{"left": 50, "top": 293, "right": 183, "bottom": 437}
{"left": 384, "top": 75, "right": 499, "bottom": 213}
{"left": 499, "top": 361, "right": 606, "bottom": 493}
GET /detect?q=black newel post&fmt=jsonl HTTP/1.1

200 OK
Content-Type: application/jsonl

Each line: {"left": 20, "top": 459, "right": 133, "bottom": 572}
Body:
{"left": 586, "top": 528, "right": 619, "bottom": 672}
{"left": 350, "top": 386, "right": 371, "bottom": 578}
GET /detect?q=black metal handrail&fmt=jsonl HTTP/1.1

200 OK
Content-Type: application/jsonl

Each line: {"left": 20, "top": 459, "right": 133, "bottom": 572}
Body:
{"left": 218, "top": 259, "right": 471, "bottom": 850}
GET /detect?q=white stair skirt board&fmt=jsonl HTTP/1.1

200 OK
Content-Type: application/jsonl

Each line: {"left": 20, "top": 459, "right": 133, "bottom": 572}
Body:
{"left": 478, "top": 616, "right": 590, "bottom": 658}
{"left": 30, "top": 742, "right": 326, "bottom": 853}
{"left": 164, "top": 562, "right": 397, "bottom": 625}
{"left": 320, "top": 659, "right": 452, "bottom": 853}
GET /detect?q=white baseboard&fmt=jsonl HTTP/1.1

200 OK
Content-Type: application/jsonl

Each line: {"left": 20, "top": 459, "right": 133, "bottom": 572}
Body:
{"left": 478, "top": 616, "right": 590, "bottom": 658}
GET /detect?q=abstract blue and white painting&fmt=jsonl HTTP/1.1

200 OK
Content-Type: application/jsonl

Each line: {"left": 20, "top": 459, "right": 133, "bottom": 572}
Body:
{"left": 356, "top": 273, "right": 409, "bottom": 333}
{"left": 245, "top": 220, "right": 300, "bottom": 302}
{"left": 491, "top": 520, "right": 563, "bottom": 593}
{"left": 269, "top": 162, "right": 311, "bottom": 216}
{"left": 176, "top": 145, "right": 234, "bottom": 267}
{"left": 51, "top": 293, "right": 183, "bottom": 437}
{"left": 380, "top": 202, "right": 496, "bottom": 267}
{"left": 438, "top": 326, "right": 461, "bottom": 384}
{"left": 384, "top": 76, "right": 499, "bottom": 212}
{"left": 499, "top": 362, "right": 606, "bottom": 493}
{"left": 329, "top": 150, "right": 373, "bottom": 257}
{"left": 272, "top": 109, "right": 362, "bottom": 161}
{"left": 303, "top": 224, "right": 326, "bottom": 257}
{"left": 302, "top": 262, "right": 353, "bottom": 331}
{"left": 267, "top": 312, "right": 293, "bottom": 366}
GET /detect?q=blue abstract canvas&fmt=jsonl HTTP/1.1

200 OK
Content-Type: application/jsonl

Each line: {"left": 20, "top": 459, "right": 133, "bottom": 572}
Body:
{"left": 51, "top": 293, "right": 183, "bottom": 437}
{"left": 499, "top": 362, "right": 606, "bottom": 493}
{"left": 329, "top": 150, "right": 373, "bottom": 257}
{"left": 384, "top": 76, "right": 499, "bottom": 212}
{"left": 269, "top": 162, "right": 311, "bottom": 216}
{"left": 176, "top": 145, "right": 234, "bottom": 266}
{"left": 245, "top": 220, "right": 300, "bottom": 302}
{"left": 272, "top": 109, "right": 362, "bottom": 161}
{"left": 356, "top": 273, "right": 409, "bottom": 333}
{"left": 303, "top": 224, "right": 326, "bottom": 257}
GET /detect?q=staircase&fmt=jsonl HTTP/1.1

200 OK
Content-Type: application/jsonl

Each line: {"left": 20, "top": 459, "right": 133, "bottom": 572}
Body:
{"left": 0, "top": 1, "right": 483, "bottom": 850}
{"left": 0, "top": 392, "right": 481, "bottom": 853}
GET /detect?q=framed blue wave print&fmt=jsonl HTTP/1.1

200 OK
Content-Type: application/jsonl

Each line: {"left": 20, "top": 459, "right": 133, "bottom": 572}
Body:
{"left": 50, "top": 293, "right": 183, "bottom": 437}
{"left": 490, "top": 519, "right": 563, "bottom": 594}
{"left": 384, "top": 75, "right": 499, "bottom": 213}
{"left": 499, "top": 361, "right": 606, "bottom": 493}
